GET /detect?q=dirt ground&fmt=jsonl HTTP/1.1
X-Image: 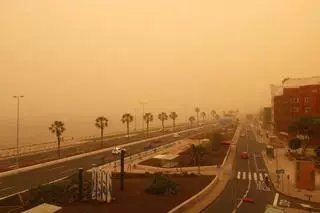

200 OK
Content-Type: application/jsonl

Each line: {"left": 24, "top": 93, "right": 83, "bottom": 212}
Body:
{"left": 56, "top": 175, "right": 213, "bottom": 213}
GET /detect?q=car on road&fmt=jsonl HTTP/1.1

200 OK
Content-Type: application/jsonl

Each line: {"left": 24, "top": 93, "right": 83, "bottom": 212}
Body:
{"left": 112, "top": 147, "right": 127, "bottom": 155}
{"left": 242, "top": 197, "right": 254, "bottom": 203}
{"left": 173, "top": 133, "right": 180, "bottom": 138}
{"left": 240, "top": 151, "right": 249, "bottom": 159}
{"left": 144, "top": 143, "right": 155, "bottom": 151}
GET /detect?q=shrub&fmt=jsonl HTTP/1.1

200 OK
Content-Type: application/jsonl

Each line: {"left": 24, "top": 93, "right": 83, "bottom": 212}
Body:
{"left": 145, "top": 175, "right": 178, "bottom": 195}
{"left": 289, "top": 138, "right": 301, "bottom": 150}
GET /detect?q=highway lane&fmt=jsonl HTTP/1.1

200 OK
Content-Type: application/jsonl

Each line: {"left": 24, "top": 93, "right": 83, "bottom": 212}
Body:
{"left": 0, "top": 124, "right": 192, "bottom": 171}
{"left": 0, "top": 126, "right": 212, "bottom": 199}
{"left": 204, "top": 124, "right": 320, "bottom": 213}
{"left": 204, "top": 125, "right": 275, "bottom": 213}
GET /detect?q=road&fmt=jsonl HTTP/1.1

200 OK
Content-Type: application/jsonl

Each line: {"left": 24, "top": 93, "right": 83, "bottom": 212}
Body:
{"left": 204, "top": 124, "right": 320, "bottom": 213}
{"left": 0, "top": 126, "right": 213, "bottom": 199}
{"left": 0, "top": 124, "right": 192, "bottom": 172}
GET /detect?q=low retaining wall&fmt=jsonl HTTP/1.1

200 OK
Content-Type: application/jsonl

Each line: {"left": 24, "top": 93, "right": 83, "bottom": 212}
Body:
{"left": 168, "top": 176, "right": 218, "bottom": 213}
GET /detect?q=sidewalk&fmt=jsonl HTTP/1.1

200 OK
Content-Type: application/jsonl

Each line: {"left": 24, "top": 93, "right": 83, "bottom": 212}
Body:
{"left": 263, "top": 148, "right": 320, "bottom": 202}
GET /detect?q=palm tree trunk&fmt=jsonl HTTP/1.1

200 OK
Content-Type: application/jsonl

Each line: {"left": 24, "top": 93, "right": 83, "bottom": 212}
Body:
{"left": 147, "top": 121, "right": 149, "bottom": 137}
{"left": 173, "top": 119, "right": 175, "bottom": 131}
{"left": 57, "top": 135, "right": 61, "bottom": 158}
{"left": 101, "top": 127, "right": 104, "bottom": 149}
{"left": 197, "top": 113, "right": 199, "bottom": 126}
{"left": 162, "top": 120, "right": 164, "bottom": 130}
{"left": 127, "top": 121, "right": 130, "bottom": 139}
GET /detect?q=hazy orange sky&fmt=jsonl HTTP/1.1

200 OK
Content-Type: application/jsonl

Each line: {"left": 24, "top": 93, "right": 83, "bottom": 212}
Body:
{"left": 1, "top": 0, "right": 320, "bottom": 146}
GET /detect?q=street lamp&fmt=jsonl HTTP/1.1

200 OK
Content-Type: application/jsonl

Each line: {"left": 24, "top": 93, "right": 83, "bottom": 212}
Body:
{"left": 13, "top": 95, "right": 24, "bottom": 168}
{"left": 139, "top": 101, "right": 148, "bottom": 133}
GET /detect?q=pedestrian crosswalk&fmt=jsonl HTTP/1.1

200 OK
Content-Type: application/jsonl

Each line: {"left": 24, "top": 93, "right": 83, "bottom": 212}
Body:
{"left": 236, "top": 171, "right": 268, "bottom": 181}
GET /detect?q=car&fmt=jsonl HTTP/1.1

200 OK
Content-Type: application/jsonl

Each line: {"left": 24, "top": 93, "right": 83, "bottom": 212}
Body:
{"left": 112, "top": 147, "right": 127, "bottom": 155}
{"left": 242, "top": 197, "right": 254, "bottom": 203}
{"left": 240, "top": 151, "right": 249, "bottom": 159}
{"left": 173, "top": 133, "right": 180, "bottom": 138}
{"left": 220, "top": 140, "right": 232, "bottom": 145}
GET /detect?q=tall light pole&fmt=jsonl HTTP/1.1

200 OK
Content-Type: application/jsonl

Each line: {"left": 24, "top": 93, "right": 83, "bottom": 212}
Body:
{"left": 134, "top": 108, "right": 137, "bottom": 131}
{"left": 13, "top": 95, "right": 24, "bottom": 168}
{"left": 139, "top": 101, "right": 147, "bottom": 133}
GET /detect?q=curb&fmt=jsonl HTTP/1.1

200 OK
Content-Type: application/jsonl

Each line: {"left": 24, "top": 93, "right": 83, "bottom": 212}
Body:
{"left": 0, "top": 126, "right": 207, "bottom": 178}
{"left": 262, "top": 152, "right": 320, "bottom": 205}
{"left": 168, "top": 176, "right": 218, "bottom": 213}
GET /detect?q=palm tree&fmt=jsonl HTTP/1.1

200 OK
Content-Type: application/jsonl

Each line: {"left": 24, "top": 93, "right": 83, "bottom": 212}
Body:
{"left": 189, "top": 116, "right": 195, "bottom": 128}
{"left": 195, "top": 107, "right": 200, "bottom": 126}
{"left": 95, "top": 116, "right": 109, "bottom": 149}
{"left": 211, "top": 110, "right": 216, "bottom": 120}
{"left": 200, "top": 112, "right": 207, "bottom": 121}
{"left": 158, "top": 112, "right": 168, "bottom": 130}
{"left": 121, "top": 113, "right": 134, "bottom": 139}
{"left": 49, "top": 121, "right": 66, "bottom": 158}
{"left": 169, "top": 112, "right": 178, "bottom": 131}
{"left": 143, "top": 113, "right": 154, "bottom": 136}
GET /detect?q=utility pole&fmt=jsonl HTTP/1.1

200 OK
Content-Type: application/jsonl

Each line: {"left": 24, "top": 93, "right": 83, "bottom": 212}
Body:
{"left": 13, "top": 95, "right": 24, "bottom": 168}
{"left": 139, "top": 101, "right": 147, "bottom": 133}
{"left": 134, "top": 108, "right": 137, "bottom": 131}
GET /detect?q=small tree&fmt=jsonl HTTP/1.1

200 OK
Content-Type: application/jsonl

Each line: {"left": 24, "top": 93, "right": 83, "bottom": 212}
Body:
{"left": 200, "top": 112, "right": 207, "bottom": 121}
{"left": 188, "top": 116, "right": 195, "bottom": 128}
{"left": 49, "top": 121, "right": 66, "bottom": 158}
{"left": 121, "top": 113, "right": 134, "bottom": 139}
{"left": 143, "top": 113, "right": 154, "bottom": 136}
{"left": 158, "top": 112, "right": 168, "bottom": 130}
{"left": 211, "top": 110, "right": 216, "bottom": 120}
{"left": 195, "top": 107, "right": 200, "bottom": 126}
{"left": 169, "top": 112, "right": 178, "bottom": 131}
{"left": 95, "top": 116, "right": 108, "bottom": 149}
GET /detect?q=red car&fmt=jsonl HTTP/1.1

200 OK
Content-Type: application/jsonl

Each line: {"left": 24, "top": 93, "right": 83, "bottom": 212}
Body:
{"left": 242, "top": 197, "right": 254, "bottom": 203}
{"left": 240, "top": 152, "right": 249, "bottom": 159}
{"left": 220, "top": 140, "right": 232, "bottom": 145}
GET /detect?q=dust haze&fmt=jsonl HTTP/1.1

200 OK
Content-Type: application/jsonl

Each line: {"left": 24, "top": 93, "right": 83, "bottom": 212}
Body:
{"left": 1, "top": 0, "right": 320, "bottom": 147}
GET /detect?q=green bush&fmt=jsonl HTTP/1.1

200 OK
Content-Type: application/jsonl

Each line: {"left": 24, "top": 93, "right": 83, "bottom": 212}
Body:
{"left": 145, "top": 175, "right": 178, "bottom": 195}
{"left": 29, "top": 183, "right": 68, "bottom": 206}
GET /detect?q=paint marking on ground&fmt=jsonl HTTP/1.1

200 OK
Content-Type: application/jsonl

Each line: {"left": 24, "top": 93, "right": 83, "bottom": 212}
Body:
{"left": 248, "top": 172, "right": 252, "bottom": 180}
{"left": 0, "top": 186, "right": 15, "bottom": 193}
{"left": 60, "top": 168, "right": 75, "bottom": 174}
{"left": 273, "top": 193, "right": 279, "bottom": 206}
{"left": 242, "top": 172, "right": 246, "bottom": 180}
{"left": 0, "top": 189, "right": 28, "bottom": 201}
{"left": 47, "top": 165, "right": 65, "bottom": 171}
{"left": 237, "top": 171, "right": 241, "bottom": 179}
{"left": 259, "top": 173, "right": 263, "bottom": 181}
{"left": 254, "top": 172, "right": 257, "bottom": 181}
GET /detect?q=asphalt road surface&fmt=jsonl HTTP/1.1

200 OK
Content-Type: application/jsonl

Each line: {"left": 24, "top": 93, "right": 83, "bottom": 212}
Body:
{"left": 204, "top": 124, "right": 320, "bottom": 213}
{"left": 0, "top": 124, "right": 192, "bottom": 171}
{"left": 0, "top": 126, "right": 213, "bottom": 199}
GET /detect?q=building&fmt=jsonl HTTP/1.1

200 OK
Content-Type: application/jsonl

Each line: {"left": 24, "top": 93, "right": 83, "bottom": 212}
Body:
{"left": 263, "top": 107, "right": 272, "bottom": 130}
{"left": 271, "top": 77, "right": 320, "bottom": 138}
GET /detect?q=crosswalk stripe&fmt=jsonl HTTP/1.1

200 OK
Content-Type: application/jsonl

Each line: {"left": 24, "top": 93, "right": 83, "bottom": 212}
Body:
{"left": 248, "top": 172, "right": 252, "bottom": 180}
{"left": 259, "top": 173, "right": 263, "bottom": 181}
{"left": 237, "top": 171, "right": 241, "bottom": 179}
{"left": 243, "top": 172, "right": 246, "bottom": 180}
{"left": 254, "top": 173, "right": 257, "bottom": 181}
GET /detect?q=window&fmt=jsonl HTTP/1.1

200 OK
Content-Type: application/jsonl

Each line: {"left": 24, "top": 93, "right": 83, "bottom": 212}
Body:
{"left": 290, "top": 107, "right": 299, "bottom": 112}
{"left": 290, "top": 97, "right": 300, "bottom": 103}
{"left": 304, "top": 107, "right": 312, "bottom": 113}
{"left": 305, "top": 97, "right": 310, "bottom": 103}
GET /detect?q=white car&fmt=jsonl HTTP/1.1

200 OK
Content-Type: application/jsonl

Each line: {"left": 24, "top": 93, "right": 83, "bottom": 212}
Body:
{"left": 112, "top": 147, "right": 126, "bottom": 155}
{"left": 173, "top": 133, "right": 180, "bottom": 138}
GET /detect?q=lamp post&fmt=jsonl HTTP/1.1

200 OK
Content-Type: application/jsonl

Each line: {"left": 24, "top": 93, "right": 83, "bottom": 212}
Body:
{"left": 139, "top": 101, "right": 147, "bottom": 133}
{"left": 13, "top": 95, "right": 24, "bottom": 168}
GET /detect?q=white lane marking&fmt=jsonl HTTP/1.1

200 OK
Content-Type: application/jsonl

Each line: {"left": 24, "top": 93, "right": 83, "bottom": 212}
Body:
{"left": 60, "top": 168, "right": 75, "bottom": 174}
{"left": 0, "top": 189, "right": 28, "bottom": 201}
{"left": 248, "top": 172, "right": 252, "bottom": 180}
{"left": 47, "top": 176, "right": 68, "bottom": 184}
{"left": 0, "top": 186, "right": 15, "bottom": 192}
{"left": 273, "top": 193, "right": 279, "bottom": 206}
{"left": 47, "top": 165, "right": 65, "bottom": 171}
{"left": 254, "top": 172, "right": 257, "bottom": 181}
{"left": 237, "top": 171, "right": 241, "bottom": 179}
{"left": 242, "top": 172, "right": 246, "bottom": 180}
{"left": 259, "top": 173, "right": 263, "bottom": 181}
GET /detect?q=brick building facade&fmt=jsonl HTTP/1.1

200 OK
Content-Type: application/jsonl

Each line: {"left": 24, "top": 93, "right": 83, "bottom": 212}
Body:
{"left": 271, "top": 78, "right": 320, "bottom": 144}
